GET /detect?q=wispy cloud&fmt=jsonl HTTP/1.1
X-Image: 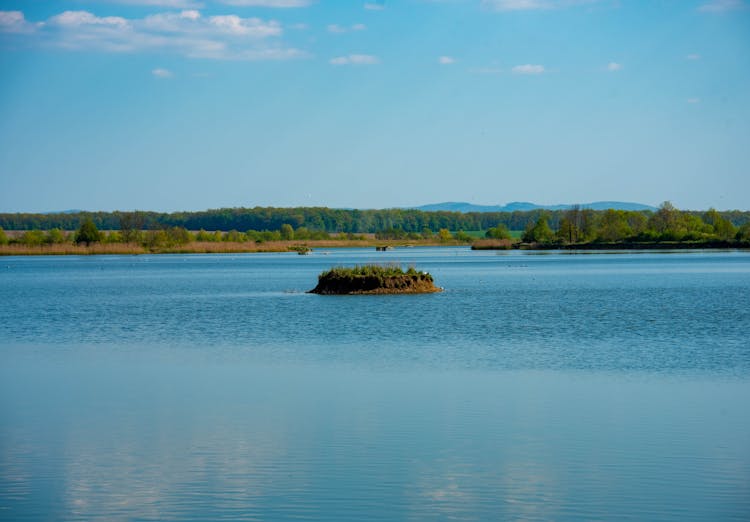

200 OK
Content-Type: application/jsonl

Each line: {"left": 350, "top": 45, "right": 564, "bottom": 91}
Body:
{"left": 512, "top": 64, "right": 545, "bottom": 74}
{"left": 219, "top": 0, "right": 313, "bottom": 6}
{"left": 686, "top": 53, "right": 701, "bottom": 60}
{"left": 329, "top": 54, "right": 379, "bottom": 65}
{"left": 327, "top": 23, "right": 366, "bottom": 33}
{"left": 152, "top": 67, "right": 173, "bottom": 77}
{"left": 606, "top": 61, "right": 622, "bottom": 71}
{"left": 0, "top": 9, "right": 306, "bottom": 60}
{"left": 364, "top": 2, "right": 386, "bottom": 10}
{"left": 687, "top": 97, "right": 701, "bottom": 103}
{"left": 698, "top": 0, "right": 746, "bottom": 12}
{"left": 482, "top": 0, "right": 597, "bottom": 11}
{"left": 103, "top": 0, "right": 204, "bottom": 7}
{"left": 438, "top": 56, "right": 456, "bottom": 64}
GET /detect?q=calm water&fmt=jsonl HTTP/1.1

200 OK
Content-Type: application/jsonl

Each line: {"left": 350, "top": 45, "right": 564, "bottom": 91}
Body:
{"left": 1, "top": 248, "right": 749, "bottom": 521}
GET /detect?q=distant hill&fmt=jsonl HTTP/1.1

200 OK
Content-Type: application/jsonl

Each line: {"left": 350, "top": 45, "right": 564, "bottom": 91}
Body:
{"left": 412, "top": 201, "right": 657, "bottom": 213}
{"left": 41, "top": 209, "right": 83, "bottom": 215}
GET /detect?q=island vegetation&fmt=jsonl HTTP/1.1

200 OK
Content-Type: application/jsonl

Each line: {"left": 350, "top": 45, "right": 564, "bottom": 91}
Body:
{"left": 309, "top": 265, "right": 441, "bottom": 295}
{"left": 0, "top": 202, "right": 748, "bottom": 255}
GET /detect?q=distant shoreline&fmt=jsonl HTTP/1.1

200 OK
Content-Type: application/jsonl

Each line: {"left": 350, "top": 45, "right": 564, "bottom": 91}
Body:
{"left": 1, "top": 239, "right": 748, "bottom": 256}
{"left": 0, "top": 239, "right": 459, "bottom": 256}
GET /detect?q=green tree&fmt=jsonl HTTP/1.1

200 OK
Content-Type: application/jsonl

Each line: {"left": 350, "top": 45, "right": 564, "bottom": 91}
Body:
{"left": 597, "top": 210, "right": 631, "bottom": 243}
{"left": 294, "top": 226, "right": 310, "bottom": 240}
{"left": 280, "top": 223, "right": 294, "bottom": 240}
{"left": 21, "top": 230, "right": 46, "bottom": 246}
{"left": 523, "top": 216, "right": 554, "bottom": 243}
{"left": 0, "top": 227, "right": 8, "bottom": 245}
{"left": 166, "top": 226, "right": 192, "bottom": 245}
{"left": 438, "top": 228, "right": 453, "bottom": 242}
{"left": 560, "top": 205, "right": 582, "bottom": 243}
{"left": 119, "top": 212, "right": 145, "bottom": 243}
{"left": 704, "top": 208, "right": 736, "bottom": 240}
{"left": 485, "top": 224, "right": 511, "bottom": 240}
{"left": 195, "top": 229, "right": 214, "bottom": 242}
{"left": 648, "top": 201, "right": 680, "bottom": 236}
{"left": 224, "top": 229, "right": 244, "bottom": 242}
{"left": 556, "top": 217, "right": 577, "bottom": 244}
{"left": 736, "top": 222, "right": 750, "bottom": 242}
{"left": 626, "top": 212, "right": 648, "bottom": 235}
{"left": 46, "top": 228, "right": 66, "bottom": 244}
{"left": 105, "top": 231, "right": 123, "bottom": 243}
{"left": 143, "top": 230, "right": 168, "bottom": 249}
{"left": 75, "top": 218, "right": 102, "bottom": 245}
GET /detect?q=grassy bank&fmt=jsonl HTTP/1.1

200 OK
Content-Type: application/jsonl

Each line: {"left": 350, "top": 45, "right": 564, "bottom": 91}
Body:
{"left": 0, "top": 238, "right": 469, "bottom": 256}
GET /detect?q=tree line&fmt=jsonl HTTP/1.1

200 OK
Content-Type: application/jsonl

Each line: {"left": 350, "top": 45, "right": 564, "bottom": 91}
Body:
{"left": 1, "top": 202, "right": 748, "bottom": 248}
{"left": 519, "top": 203, "right": 750, "bottom": 245}
{"left": 1, "top": 206, "right": 749, "bottom": 235}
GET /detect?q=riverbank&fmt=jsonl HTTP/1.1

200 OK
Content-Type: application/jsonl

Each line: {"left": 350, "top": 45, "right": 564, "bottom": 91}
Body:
{"left": 0, "top": 239, "right": 468, "bottom": 256}
{"left": 2, "top": 238, "right": 749, "bottom": 256}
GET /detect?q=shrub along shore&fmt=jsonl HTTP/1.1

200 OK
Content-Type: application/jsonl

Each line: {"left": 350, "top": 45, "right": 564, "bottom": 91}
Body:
{"left": 1, "top": 202, "right": 748, "bottom": 255}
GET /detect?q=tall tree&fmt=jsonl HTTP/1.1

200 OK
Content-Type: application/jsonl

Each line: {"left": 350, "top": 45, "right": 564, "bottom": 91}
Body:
{"left": 75, "top": 218, "right": 102, "bottom": 246}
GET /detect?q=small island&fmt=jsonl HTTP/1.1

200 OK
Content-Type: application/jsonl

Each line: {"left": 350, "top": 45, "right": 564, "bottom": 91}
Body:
{"left": 309, "top": 265, "right": 442, "bottom": 295}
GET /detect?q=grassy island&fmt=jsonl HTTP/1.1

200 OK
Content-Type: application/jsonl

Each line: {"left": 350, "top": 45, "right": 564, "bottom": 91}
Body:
{"left": 309, "top": 265, "right": 442, "bottom": 295}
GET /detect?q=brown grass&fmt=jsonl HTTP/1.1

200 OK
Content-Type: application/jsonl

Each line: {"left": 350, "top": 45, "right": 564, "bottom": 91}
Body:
{"left": 0, "top": 243, "right": 148, "bottom": 255}
{"left": 470, "top": 239, "right": 514, "bottom": 250}
{"left": 0, "top": 238, "right": 470, "bottom": 256}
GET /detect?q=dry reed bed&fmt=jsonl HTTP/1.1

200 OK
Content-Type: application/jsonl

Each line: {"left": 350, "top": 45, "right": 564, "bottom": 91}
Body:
{"left": 0, "top": 239, "right": 467, "bottom": 256}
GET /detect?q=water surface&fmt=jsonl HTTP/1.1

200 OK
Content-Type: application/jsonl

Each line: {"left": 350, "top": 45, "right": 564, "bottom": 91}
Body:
{"left": 1, "top": 249, "right": 749, "bottom": 520}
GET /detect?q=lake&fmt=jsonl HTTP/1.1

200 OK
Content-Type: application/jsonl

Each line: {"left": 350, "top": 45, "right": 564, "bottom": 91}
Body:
{"left": 1, "top": 248, "right": 749, "bottom": 521}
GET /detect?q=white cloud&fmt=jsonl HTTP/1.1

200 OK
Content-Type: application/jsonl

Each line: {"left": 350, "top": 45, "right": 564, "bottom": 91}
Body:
{"left": 219, "top": 0, "right": 313, "bottom": 6}
{"left": 2, "top": 9, "right": 303, "bottom": 60}
{"left": 438, "top": 56, "right": 456, "bottom": 64}
{"left": 209, "top": 15, "right": 281, "bottom": 37}
{"left": 0, "top": 10, "right": 34, "bottom": 33}
{"left": 152, "top": 67, "right": 173, "bottom": 77}
{"left": 686, "top": 53, "right": 701, "bottom": 60}
{"left": 330, "top": 54, "right": 379, "bottom": 65}
{"left": 687, "top": 97, "right": 701, "bottom": 103}
{"left": 105, "top": 0, "right": 203, "bottom": 7}
{"left": 512, "top": 64, "right": 544, "bottom": 74}
{"left": 698, "top": 0, "right": 745, "bottom": 12}
{"left": 50, "top": 11, "right": 129, "bottom": 27}
{"left": 482, "top": 0, "right": 598, "bottom": 11}
{"left": 327, "top": 23, "right": 366, "bottom": 33}
{"left": 364, "top": 2, "right": 385, "bottom": 10}
{"left": 607, "top": 61, "right": 622, "bottom": 71}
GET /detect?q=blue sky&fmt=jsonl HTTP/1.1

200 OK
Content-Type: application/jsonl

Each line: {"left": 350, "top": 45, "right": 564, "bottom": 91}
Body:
{"left": 1, "top": 0, "right": 748, "bottom": 212}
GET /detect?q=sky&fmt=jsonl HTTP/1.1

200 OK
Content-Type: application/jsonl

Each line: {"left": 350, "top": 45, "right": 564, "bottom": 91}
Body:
{"left": 0, "top": 0, "right": 748, "bottom": 212}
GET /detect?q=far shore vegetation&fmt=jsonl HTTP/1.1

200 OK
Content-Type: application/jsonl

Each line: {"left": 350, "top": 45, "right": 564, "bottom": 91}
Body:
{"left": 0, "top": 202, "right": 748, "bottom": 255}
